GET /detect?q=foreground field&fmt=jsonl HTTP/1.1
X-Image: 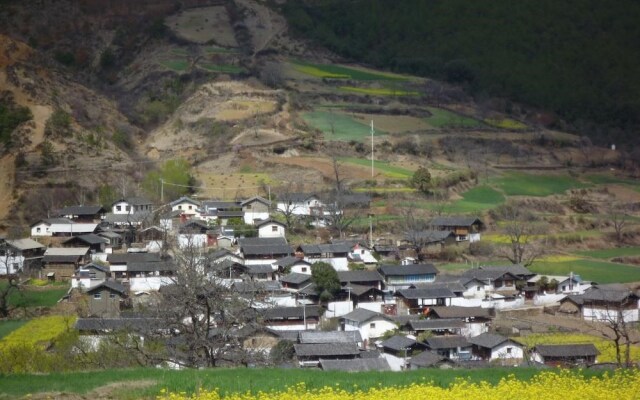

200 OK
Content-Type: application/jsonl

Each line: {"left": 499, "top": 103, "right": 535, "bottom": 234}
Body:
{"left": 0, "top": 368, "right": 608, "bottom": 399}
{"left": 516, "top": 333, "right": 640, "bottom": 363}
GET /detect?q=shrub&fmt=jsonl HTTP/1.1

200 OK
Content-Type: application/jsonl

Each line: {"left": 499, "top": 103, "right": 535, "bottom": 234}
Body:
{"left": 469, "top": 241, "right": 494, "bottom": 257}
{"left": 44, "top": 109, "right": 71, "bottom": 138}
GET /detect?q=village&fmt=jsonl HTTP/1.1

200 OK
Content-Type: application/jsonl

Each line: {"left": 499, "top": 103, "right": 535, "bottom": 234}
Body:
{"left": 1, "top": 192, "right": 637, "bottom": 372}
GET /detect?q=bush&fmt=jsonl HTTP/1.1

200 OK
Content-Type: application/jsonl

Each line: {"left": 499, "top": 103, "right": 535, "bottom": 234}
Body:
{"left": 438, "top": 246, "right": 463, "bottom": 261}
{"left": 469, "top": 241, "right": 494, "bottom": 257}
{"left": 44, "top": 109, "right": 71, "bottom": 138}
{"left": 0, "top": 97, "right": 32, "bottom": 146}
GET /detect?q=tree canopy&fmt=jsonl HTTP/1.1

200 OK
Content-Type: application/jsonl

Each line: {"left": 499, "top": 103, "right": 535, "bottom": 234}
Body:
{"left": 311, "top": 262, "right": 341, "bottom": 302}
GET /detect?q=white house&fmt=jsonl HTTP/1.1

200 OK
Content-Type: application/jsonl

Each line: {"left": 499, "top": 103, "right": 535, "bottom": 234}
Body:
{"left": 468, "top": 333, "right": 524, "bottom": 364}
{"left": 112, "top": 197, "right": 153, "bottom": 215}
{"left": 241, "top": 196, "right": 271, "bottom": 225}
{"left": 257, "top": 219, "right": 286, "bottom": 239}
{"left": 276, "top": 193, "right": 326, "bottom": 217}
{"left": 273, "top": 256, "right": 312, "bottom": 275}
{"left": 170, "top": 196, "right": 201, "bottom": 217}
{"left": 341, "top": 308, "right": 397, "bottom": 346}
{"left": 31, "top": 218, "right": 97, "bottom": 237}
{"left": 298, "top": 243, "right": 350, "bottom": 271}
{"left": 0, "top": 238, "right": 46, "bottom": 275}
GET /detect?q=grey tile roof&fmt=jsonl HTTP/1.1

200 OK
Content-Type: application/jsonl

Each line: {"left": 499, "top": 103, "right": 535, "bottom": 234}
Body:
{"left": 127, "top": 261, "right": 175, "bottom": 273}
{"left": 396, "top": 287, "right": 456, "bottom": 299}
{"left": 581, "top": 287, "right": 637, "bottom": 303}
{"left": 425, "top": 335, "right": 470, "bottom": 349}
{"left": 233, "top": 281, "right": 283, "bottom": 293}
{"left": 246, "top": 264, "right": 274, "bottom": 274}
{"left": 378, "top": 264, "right": 439, "bottom": 276}
{"left": 239, "top": 237, "right": 292, "bottom": 256}
{"left": 410, "top": 350, "right": 450, "bottom": 367}
{"left": 75, "top": 317, "right": 162, "bottom": 331}
{"left": 5, "top": 238, "right": 45, "bottom": 251}
{"left": 281, "top": 272, "right": 312, "bottom": 285}
{"left": 217, "top": 210, "right": 245, "bottom": 218}
{"left": 107, "top": 252, "right": 162, "bottom": 264}
{"left": 299, "top": 243, "right": 351, "bottom": 255}
{"left": 429, "top": 306, "right": 494, "bottom": 319}
{"left": 534, "top": 344, "right": 599, "bottom": 357}
{"left": 468, "top": 333, "right": 520, "bottom": 349}
{"left": 64, "top": 234, "right": 109, "bottom": 245}
{"left": 406, "top": 230, "right": 455, "bottom": 243}
{"left": 409, "top": 319, "right": 466, "bottom": 330}
{"left": 380, "top": 335, "right": 416, "bottom": 352}
{"left": 320, "top": 357, "right": 390, "bottom": 372}
{"left": 299, "top": 330, "right": 362, "bottom": 344}
{"left": 80, "top": 263, "right": 109, "bottom": 273}
{"left": 264, "top": 306, "right": 320, "bottom": 319}
{"left": 104, "top": 212, "right": 151, "bottom": 224}
{"left": 241, "top": 196, "right": 271, "bottom": 206}
{"left": 476, "top": 264, "right": 534, "bottom": 276}
{"left": 337, "top": 270, "right": 384, "bottom": 283}
{"left": 461, "top": 268, "right": 519, "bottom": 281}
{"left": 274, "top": 256, "right": 310, "bottom": 268}
{"left": 341, "top": 308, "right": 393, "bottom": 324}
{"left": 169, "top": 196, "right": 201, "bottom": 207}
{"left": 123, "top": 197, "right": 152, "bottom": 206}
{"left": 294, "top": 343, "right": 360, "bottom": 357}
{"left": 59, "top": 205, "right": 105, "bottom": 216}
{"left": 344, "top": 284, "right": 384, "bottom": 296}
{"left": 87, "top": 280, "right": 127, "bottom": 295}
{"left": 428, "top": 216, "right": 483, "bottom": 227}
{"left": 279, "top": 193, "right": 316, "bottom": 203}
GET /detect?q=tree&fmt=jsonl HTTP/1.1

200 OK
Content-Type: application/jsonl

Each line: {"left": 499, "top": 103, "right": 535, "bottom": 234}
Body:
{"left": 400, "top": 204, "right": 430, "bottom": 261}
{"left": 274, "top": 184, "right": 302, "bottom": 230}
{"left": 606, "top": 203, "right": 628, "bottom": 243}
{"left": 410, "top": 166, "right": 432, "bottom": 194}
{"left": 324, "top": 158, "right": 362, "bottom": 238}
{"left": 40, "top": 140, "right": 56, "bottom": 170}
{"left": 142, "top": 158, "right": 196, "bottom": 202}
{"left": 311, "top": 262, "right": 340, "bottom": 303}
{"left": 259, "top": 62, "right": 284, "bottom": 88}
{"left": 493, "top": 203, "right": 546, "bottom": 266}
{"left": 0, "top": 276, "right": 19, "bottom": 318}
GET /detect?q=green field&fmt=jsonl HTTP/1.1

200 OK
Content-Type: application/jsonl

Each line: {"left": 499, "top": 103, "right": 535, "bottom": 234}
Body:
{"left": 0, "top": 320, "right": 26, "bottom": 339}
{"left": 530, "top": 258, "right": 640, "bottom": 284}
{"left": 425, "top": 107, "right": 485, "bottom": 128}
{"left": 292, "top": 60, "right": 407, "bottom": 81}
{"left": 302, "top": 111, "right": 387, "bottom": 142}
{"left": 586, "top": 174, "right": 640, "bottom": 191}
{"left": 484, "top": 118, "right": 528, "bottom": 130}
{"left": 0, "top": 367, "right": 601, "bottom": 399}
{"left": 2, "top": 284, "right": 69, "bottom": 308}
{"left": 575, "top": 247, "right": 640, "bottom": 260}
{"left": 338, "top": 157, "right": 414, "bottom": 178}
{"left": 339, "top": 86, "right": 418, "bottom": 96}
{"left": 159, "top": 59, "right": 189, "bottom": 71}
{"left": 199, "top": 63, "right": 246, "bottom": 74}
{"left": 445, "top": 185, "right": 505, "bottom": 213}
{"left": 493, "top": 172, "right": 590, "bottom": 196}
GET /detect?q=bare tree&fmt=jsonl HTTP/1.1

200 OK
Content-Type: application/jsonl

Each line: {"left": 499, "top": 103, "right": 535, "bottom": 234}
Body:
{"left": 400, "top": 205, "right": 430, "bottom": 261}
{"left": 493, "top": 203, "right": 546, "bottom": 266}
{"left": 274, "top": 185, "right": 302, "bottom": 230}
{"left": 324, "top": 158, "right": 362, "bottom": 238}
{"left": 606, "top": 203, "right": 628, "bottom": 243}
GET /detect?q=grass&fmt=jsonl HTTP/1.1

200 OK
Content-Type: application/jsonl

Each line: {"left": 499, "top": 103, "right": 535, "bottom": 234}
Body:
{"left": 484, "top": 117, "right": 528, "bottom": 130}
{"left": 516, "top": 333, "right": 640, "bottom": 363}
{"left": 585, "top": 174, "right": 640, "bottom": 192}
{"left": 291, "top": 60, "right": 406, "bottom": 81}
{"left": 425, "top": 107, "right": 485, "bottom": 128}
{"left": 199, "top": 63, "right": 246, "bottom": 74}
{"left": 445, "top": 185, "right": 505, "bottom": 213}
{"left": 6, "top": 285, "right": 69, "bottom": 308}
{"left": 575, "top": 247, "right": 640, "bottom": 260}
{"left": 493, "top": 172, "right": 590, "bottom": 196}
{"left": 338, "top": 157, "right": 414, "bottom": 179}
{"left": 529, "top": 258, "right": 640, "bottom": 284}
{"left": 339, "top": 86, "right": 418, "bottom": 96}
{"left": 0, "top": 367, "right": 601, "bottom": 398}
{"left": 159, "top": 59, "right": 189, "bottom": 71}
{"left": 302, "top": 111, "right": 387, "bottom": 142}
{"left": 0, "top": 320, "right": 27, "bottom": 339}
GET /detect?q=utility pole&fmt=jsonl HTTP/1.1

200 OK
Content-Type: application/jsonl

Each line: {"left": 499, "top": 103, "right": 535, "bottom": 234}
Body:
{"left": 160, "top": 179, "right": 164, "bottom": 203}
{"left": 369, "top": 213, "right": 374, "bottom": 248}
{"left": 371, "top": 120, "right": 374, "bottom": 177}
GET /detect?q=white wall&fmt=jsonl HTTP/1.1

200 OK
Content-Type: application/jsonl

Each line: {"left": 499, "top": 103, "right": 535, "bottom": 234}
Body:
{"left": 178, "top": 234, "right": 207, "bottom": 249}
{"left": 244, "top": 211, "right": 269, "bottom": 225}
{"left": 583, "top": 306, "right": 640, "bottom": 323}
{"left": 469, "top": 233, "right": 481, "bottom": 243}
{"left": 0, "top": 254, "right": 24, "bottom": 275}
{"left": 490, "top": 342, "right": 524, "bottom": 361}
{"left": 129, "top": 276, "right": 174, "bottom": 292}
{"left": 31, "top": 223, "right": 52, "bottom": 237}
{"left": 325, "top": 300, "right": 354, "bottom": 318}
{"left": 534, "top": 293, "right": 567, "bottom": 306}
{"left": 258, "top": 224, "right": 286, "bottom": 239}
{"left": 303, "top": 257, "right": 348, "bottom": 271}
{"left": 290, "top": 264, "right": 312, "bottom": 275}
{"left": 112, "top": 200, "right": 130, "bottom": 214}
{"left": 267, "top": 321, "right": 318, "bottom": 331}
{"left": 461, "top": 322, "right": 489, "bottom": 338}
{"left": 344, "top": 317, "right": 396, "bottom": 341}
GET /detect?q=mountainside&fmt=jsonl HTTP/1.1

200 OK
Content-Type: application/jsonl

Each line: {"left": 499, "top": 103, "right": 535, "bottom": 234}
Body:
{"left": 283, "top": 0, "right": 640, "bottom": 145}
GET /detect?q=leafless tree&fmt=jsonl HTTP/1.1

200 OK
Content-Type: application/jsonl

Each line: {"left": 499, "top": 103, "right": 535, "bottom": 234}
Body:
{"left": 400, "top": 204, "right": 430, "bottom": 261}
{"left": 273, "top": 183, "right": 302, "bottom": 230}
{"left": 0, "top": 246, "right": 20, "bottom": 318}
{"left": 324, "top": 158, "right": 361, "bottom": 238}
{"left": 493, "top": 203, "right": 547, "bottom": 266}
{"left": 259, "top": 62, "right": 285, "bottom": 88}
{"left": 607, "top": 204, "right": 629, "bottom": 244}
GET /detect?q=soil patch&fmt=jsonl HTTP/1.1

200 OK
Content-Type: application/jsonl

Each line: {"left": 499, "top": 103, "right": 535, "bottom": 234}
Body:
{"left": 165, "top": 6, "right": 237, "bottom": 46}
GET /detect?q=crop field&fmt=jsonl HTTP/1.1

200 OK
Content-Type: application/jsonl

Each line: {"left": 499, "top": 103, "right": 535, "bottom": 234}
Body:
{"left": 575, "top": 247, "right": 640, "bottom": 260}
{"left": 2, "top": 283, "right": 68, "bottom": 308}
{"left": 529, "top": 258, "right": 640, "bottom": 284}
{"left": 0, "top": 320, "right": 26, "bottom": 339}
{"left": 484, "top": 117, "right": 528, "bottom": 130}
{"left": 199, "top": 63, "right": 246, "bottom": 74}
{"left": 444, "top": 185, "right": 505, "bottom": 213}
{"left": 291, "top": 61, "right": 407, "bottom": 81}
{"left": 159, "top": 59, "right": 189, "bottom": 72}
{"left": 338, "top": 157, "right": 414, "bottom": 179}
{"left": 0, "top": 367, "right": 610, "bottom": 399}
{"left": 425, "top": 107, "right": 485, "bottom": 128}
{"left": 516, "top": 333, "right": 640, "bottom": 363}
{"left": 586, "top": 174, "right": 640, "bottom": 191}
{"left": 339, "top": 86, "right": 418, "bottom": 96}
{"left": 348, "top": 113, "right": 432, "bottom": 133}
{"left": 493, "top": 172, "right": 590, "bottom": 196}
{"left": 302, "top": 111, "right": 387, "bottom": 142}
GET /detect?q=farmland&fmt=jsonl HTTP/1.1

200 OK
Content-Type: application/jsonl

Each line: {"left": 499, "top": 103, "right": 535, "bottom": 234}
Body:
{"left": 529, "top": 258, "right": 640, "bottom": 284}
{"left": 425, "top": 107, "right": 485, "bottom": 128}
{"left": 338, "top": 157, "right": 414, "bottom": 179}
{"left": 493, "top": 172, "right": 590, "bottom": 197}
{"left": 302, "top": 111, "right": 387, "bottom": 142}
{"left": 575, "top": 247, "right": 640, "bottom": 260}
{"left": 291, "top": 61, "right": 407, "bottom": 81}
{"left": 516, "top": 333, "right": 640, "bottom": 363}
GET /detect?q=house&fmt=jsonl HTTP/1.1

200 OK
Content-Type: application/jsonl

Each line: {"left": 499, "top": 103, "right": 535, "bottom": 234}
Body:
{"left": 337, "top": 270, "right": 384, "bottom": 290}
{"left": 281, "top": 272, "right": 313, "bottom": 292}
{"left": 298, "top": 330, "right": 363, "bottom": 347}
{"left": 402, "top": 230, "right": 457, "bottom": 256}
{"left": 256, "top": 219, "right": 286, "bottom": 239}
{"left": 241, "top": 196, "right": 271, "bottom": 225}
{"left": 97, "top": 230, "right": 123, "bottom": 250}
{"left": 332, "top": 240, "right": 378, "bottom": 265}
{"left": 409, "top": 350, "right": 457, "bottom": 369}
{"left": 294, "top": 343, "right": 360, "bottom": 367}
{"left": 468, "top": 333, "right": 524, "bottom": 364}
{"left": 112, "top": 197, "right": 153, "bottom": 215}
{"left": 276, "top": 193, "right": 325, "bottom": 217}
{"left": 106, "top": 252, "right": 163, "bottom": 279}
{"left": 85, "top": 280, "right": 127, "bottom": 317}
{"left": 238, "top": 237, "right": 293, "bottom": 265}
{"left": 103, "top": 211, "right": 151, "bottom": 228}
{"left": 461, "top": 267, "right": 521, "bottom": 295}
{"left": 263, "top": 305, "right": 320, "bottom": 331}
{"left": 426, "top": 306, "right": 494, "bottom": 337}
{"left": 0, "top": 238, "right": 46, "bottom": 275}
{"left": 273, "top": 256, "right": 312, "bottom": 275}
{"left": 159, "top": 209, "right": 184, "bottom": 231}
{"left": 404, "top": 318, "right": 465, "bottom": 336}
{"left": 424, "top": 335, "right": 472, "bottom": 361}
{"left": 178, "top": 220, "right": 214, "bottom": 248}
{"left": 373, "top": 239, "right": 398, "bottom": 259}
{"left": 378, "top": 264, "right": 439, "bottom": 292}
{"left": 246, "top": 264, "right": 277, "bottom": 281}
{"left": 196, "top": 200, "right": 241, "bottom": 223}
{"left": 63, "top": 234, "right": 109, "bottom": 254}
{"left": 72, "top": 262, "right": 110, "bottom": 289}
{"left": 379, "top": 335, "right": 425, "bottom": 357}
{"left": 216, "top": 210, "right": 246, "bottom": 226}
{"left": 31, "top": 218, "right": 98, "bottom": 237}
{"left": 298, "top": 243, "right": 350, "bottom": 271}
{"left": 560, "top": 285, "right": 640, "bottom": 323}
{"left": 58, "top": 205, "right": 106, "bottom": 222}
{"left": 395, "top": 287, "right": 456, "bottom": 313}
{"left": 42, "top": 247, "right": 90, "bottom": 281}
{"left": 319, "top": 357, "right": 391, "bottom": 372}
{"left": 74, "top": 317, "right": 164, "bottom": 351}
{"left": 170, "top": 196, "right": 201, "bottom": 217}
{"left": 427, "top": 216, "right": 485, "bottom": 242}
{"left": 341, "top": 308, "right": 397, "bottom": 346}
{"left": 531, "top": 344, "right": 599, "bottom": 367}
{"left": 434, "top": 275, "right": 490, "bottom": 299}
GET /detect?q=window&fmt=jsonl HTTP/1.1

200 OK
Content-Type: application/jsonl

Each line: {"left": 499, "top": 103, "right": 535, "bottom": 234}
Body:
{"left": 188, "top": 205, "right": 192, "bottom": 210}
{"left": 93, "top": 293, "right": 101, "bottom": 299}
{"left": 36, "top": 227, "right": 41, "bottom": 233}
{"left": 109, "top": 293, "right": 117, "bottom": 299}
{"left": 125, "top": 206, "right": 130, "bottom": 212}
{"left": 246, "top": 205, "right": 252, "bottom": 209}
{"left": 506, "top": 347, "right": 512, "bottom": 354}
{"left": 477, "top": 286, "right": 481, "bottom": 291}
{"left": 272, "top": 226, "right": 278, "bottom": 232}
{"left": 301, "top": 267, "right": 307, "bottom": 273}
{"left": 370, "top": 323, "right": 376, "bottom": 329}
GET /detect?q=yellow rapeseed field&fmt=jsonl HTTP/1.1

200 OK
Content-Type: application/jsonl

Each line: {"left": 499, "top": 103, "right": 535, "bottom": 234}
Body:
{"left": 158, "top": 370, "right": 640, "bottom": 400}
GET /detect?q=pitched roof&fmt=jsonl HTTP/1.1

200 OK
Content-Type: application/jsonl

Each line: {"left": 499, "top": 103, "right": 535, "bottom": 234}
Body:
{"left": 264, "top": 306, "right": 320, "bottom": 320}
{"left": 409, "top": 318, "right": 466, "bottom": 331}
{"left": 380, "top": 335, "right": 416, "bottom": 352}
{"left": 79, "top": 262, "right": 109, "bottom": 273}
{"left": 246, "top": 264, "right": 274, "bottom": 274}
{"left": 281, "top": 272, "right": 312, "bottom": 285}
{"left": 468, "top": 333, "right": 520, "bottom": 349}
{"left": 299, "top": 330, "right": 362, "bottom": 344}
{"left": 59, "top": 205, "right": 105, "bottom": 216}
{"left": 337, "top": 270, "right": 384, "bottom": 283}
{"left": 425, "top": 335, "right": 470, "bottom": 349}
{"left": 241, "top": 196, "right": 271, "bottom": 206}
{"left": 217, "top": 210, "right": 245, "bottom": 218}
{"left": 396, "top": 287, "right": 456, "bottom": 299}
{"left": 294, "top": 343, "right": 360, "bottom": 357}
{"left": 580, "top": 287, "right": 638, "bottom": 303}
{"left": 44, "top": 247, "right": 89, "bottom": 256}
{"left": 121, "top": 197, "right": 152, "bottom": 206}
{"left": 255, "top": 219, "right": 285, "bottom": 228}
{"left": 274, "top": 256, "right": 310, "bottom": 268}
{"left": 406, "top": 230, "right": 456, "bottom": 243}
{"left": 239, "top": 237, "right": 292, "bottom": 256}
{"left": 341, "top": 308, "right": 393, "bottom": 324}
{"left": 107, "top": 253, "right": 162, "bottom": 264}
{"left": 87, "top": 280, "right": 127, "bottom": 295}
{"left": 75, "top": 317, "right": 162, "bottom": 331}
{"left": 320, "top": 358, "right": 390, "bottom": 372}
{"left": 104, "top": 212, "right": 151, "bottom": 224}
{"left": 279, "top": 193, "right": 317, "bottom": 203}
{"left": 4, "top": 238, "right": 45, "bottom": 251}
{"left": 64, "top": 233, "right": 109, "bottom": 245}
{"left": 429, "top": 306, "right": 494, "bottom": 319}
{"left": 461, "top": 267, "right": 520, "bottom": 281}
{"left": 127, "top": 261, "right": 175, "bottom": 273}
{"left": 169, "top": 196, "right": 201, "bottom": 207}
{"left": 233, "top": 281, "right": 283, "bottom": 293}
{"left": 410, "top": 350, "right": 451, "bottom": 367}
{"left": 534, "top": 344, "right": 599, "bottom": 357}
{"left": 477, "top": 264, "right": 533, "bottom": 276}
{"left": 299, "top": 243, "right": 351, "bottom": 255}
{"left": 428, "top": 216, "right": 483, "bottom": 227}
{"left": 378, "top": 264, "right": 439, "bottom": 276}
{"left": 201, "top": 200, "right": 241, "bottom": 209}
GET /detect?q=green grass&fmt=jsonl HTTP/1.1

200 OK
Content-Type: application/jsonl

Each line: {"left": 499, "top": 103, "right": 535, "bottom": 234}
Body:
{"left": 425, "top": 107, "right": 485, "bottom": 128}
{"left": 4, "top": 285, "right": 69, "bottom": 308}
{"left": 484, "top": 118, "right": 528, "bottom": 130}
{"left": 493, "top": 172, "right": 590, "bottom": 196}
{"left": 585, "top": 174, "right": 640, "bottom": 191}
{"left": 302, "top": 111, "right": 387, "bottom": 142}
{"left": 205, "top": 46, "right": 240, "bottom": 54}
{"left": 0, "top": 320, "right": 27, "bottom": 339}
{"left": 530, "top": 258, "right": 640, "bottom": 284}
{"left": 292, "top": 60, "right": 407, "bottom": 81}
{"left": 199, "top": 63, "right": 246, "bottom": 74}
{"left": 446, "top": 185, "right": 505, "bottom": 213}
{"left": 339, "top": 86, "right": 418, "bottom": 96}
{"left": 338, "top": 157, "right": 414, "bottom": 178}
{"left": 0, "top": 367, "right": 604, "bottom": 398}
{"left": 159, "top": 59, "right": 189, "bottom": 71}
{"left": 575, "top": 247, "right": 640, "bottom": 260}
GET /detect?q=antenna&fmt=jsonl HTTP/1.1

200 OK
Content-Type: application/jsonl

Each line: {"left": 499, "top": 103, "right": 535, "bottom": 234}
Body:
{"left": 371, "top": 120, "right": 374, "bottom": 177}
